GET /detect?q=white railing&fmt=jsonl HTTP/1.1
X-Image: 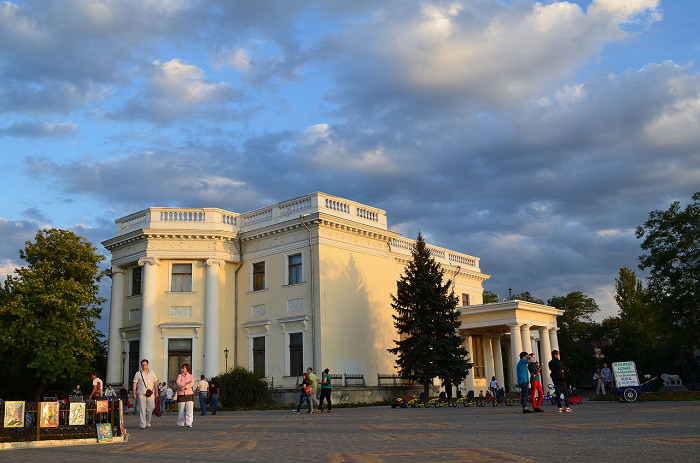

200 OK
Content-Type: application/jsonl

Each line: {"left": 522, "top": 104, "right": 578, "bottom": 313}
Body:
{"left": 160, "top": 210, "right": 205, "bottom": 222}
{"left": 280, "top": 197, "right": 312, "bottom": 216}
{"left": 390, "top": 238, "right": 479, "bottom": 270}
{"left": 243, "top": 208, "right": 273, "bottom": 225}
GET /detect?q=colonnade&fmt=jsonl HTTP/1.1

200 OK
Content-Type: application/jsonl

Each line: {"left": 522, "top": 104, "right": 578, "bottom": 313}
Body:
{"left": 105, "top": 258, "right": 225, "bottom": 384}
{"left": 462, "top": 325, "right": 559, "bottom": 394}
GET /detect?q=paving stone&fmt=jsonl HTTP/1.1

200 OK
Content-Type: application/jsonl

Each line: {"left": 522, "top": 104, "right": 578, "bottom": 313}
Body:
{"left": 1, "top": 401, "right": 698, "bottom": 462}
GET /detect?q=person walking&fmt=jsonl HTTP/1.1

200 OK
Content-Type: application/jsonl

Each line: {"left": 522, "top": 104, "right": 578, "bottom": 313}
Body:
{"left": 293, "top": 373, "right": 313, "bottom": 414}
{"left": 307, "top": 367, "right": 319, "bottom": 412}
{"left": 489, "top": 376, "right": 499, "bottom": 397}
{"left": 318, "top": 368, "right": 332, "bottom": 414}
{"left": 159, "top": 381, "right": 167, "bottom": 412}
{"left": 132, "top": 359, "right": 159, "bottom": 429}
{"left": 118, "top": 384, "right": 129, "bottom": 405}
{"left": 442, "top": 377, "right": 453, "bottom": 403}
{"left": 176, "top": 363, "right": 195, "bottom": 427}
{"left": 548, "top": 350, "right": 572, "bottom": 413}
{"left": 208, "top": 377, "right": 219, "bottom": 415}
{"left": 516, "top": 352, "right": 533, "bottom": 414}
{"left": 165, "top": 384, "right": 174, "bottom": 412}
{"left": 528, "top": 353, "right": 544, "bottom": 412}
{"left": 89, "top": 372, "right": 103, "bottom": 400}
{"left": 197, "top": 375, "right": 209, "bottom": 415}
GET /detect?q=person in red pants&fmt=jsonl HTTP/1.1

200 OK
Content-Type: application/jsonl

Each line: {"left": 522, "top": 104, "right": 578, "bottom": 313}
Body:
{"left": 528, "top": 353, "right": 544, "bottom": 412}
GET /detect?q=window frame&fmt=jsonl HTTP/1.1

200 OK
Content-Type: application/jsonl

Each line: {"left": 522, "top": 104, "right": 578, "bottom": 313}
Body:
{"left": 129, "top": 266, "right": 142, "bottom": 296}
{"left": 251, "top": 260, "right": 266, "bottom": 292}
{"left": 285, "top": 252, "right": 303, "bottom": 286}
{"left": 170, "top": 262, "right": 194, "bottom": 293}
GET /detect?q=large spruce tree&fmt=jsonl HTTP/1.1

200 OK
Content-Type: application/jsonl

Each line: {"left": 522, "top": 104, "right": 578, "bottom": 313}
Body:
{"left": 388, "top": 233, "right": 470, "bottom": 398}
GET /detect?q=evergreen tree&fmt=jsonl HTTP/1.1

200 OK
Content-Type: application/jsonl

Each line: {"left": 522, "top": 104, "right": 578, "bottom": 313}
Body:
{"left": 0, "top": 229, "right": 106, "bottom": 401}
{"left": 388, "top": 233, "right": 470, "bottom": 398}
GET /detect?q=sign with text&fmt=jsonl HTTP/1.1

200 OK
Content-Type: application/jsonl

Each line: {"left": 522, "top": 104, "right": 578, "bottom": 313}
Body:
{"left": 612, "top": 361, "right": 639, "bottom": 388}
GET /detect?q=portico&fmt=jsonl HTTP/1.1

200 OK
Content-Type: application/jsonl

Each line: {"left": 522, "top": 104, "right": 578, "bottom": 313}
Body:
{"left": 458, "top": 301, "right": 564, "bottom": 393}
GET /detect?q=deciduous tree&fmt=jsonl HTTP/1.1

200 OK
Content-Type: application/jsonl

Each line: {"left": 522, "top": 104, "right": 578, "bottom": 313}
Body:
{"left": 0, "top": 229, "right": 106, "bottom": 401}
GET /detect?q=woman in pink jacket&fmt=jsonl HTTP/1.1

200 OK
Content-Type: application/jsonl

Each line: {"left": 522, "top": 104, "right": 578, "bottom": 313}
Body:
{"left": 176, "top": 363, "right": 195, "bottom": 427}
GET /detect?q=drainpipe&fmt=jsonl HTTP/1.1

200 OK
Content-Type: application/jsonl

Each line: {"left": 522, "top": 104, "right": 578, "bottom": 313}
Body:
{"left": 233, "top": 234, "right": 244, "bottom": 368}
{"left": 299, "top": 214, "right": 316, "bottom": 371}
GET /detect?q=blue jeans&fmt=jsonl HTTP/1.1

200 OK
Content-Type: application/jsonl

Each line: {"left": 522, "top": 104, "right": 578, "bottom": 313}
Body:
{"left": 209, "top": 393, "right": 219, "bottom": 414}
{"left": 519, "top": 383, "right": 529, "bottom": 409}
{"left": 199, "top": 392, "right": 208, "bottom": 415}
{"left": 295, "top": 391, "right": 311, "bottom": 413}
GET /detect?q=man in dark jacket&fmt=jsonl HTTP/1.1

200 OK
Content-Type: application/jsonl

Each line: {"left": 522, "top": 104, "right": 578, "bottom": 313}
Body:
{"left": 516, "top": 352, "right": 533, "bottom": 414}
{"left": 548, "top": 350, "right": 571, "bottom": 412}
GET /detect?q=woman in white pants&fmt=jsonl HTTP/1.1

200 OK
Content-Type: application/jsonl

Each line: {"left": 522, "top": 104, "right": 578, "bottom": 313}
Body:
{"left": 176, "top": 363, "right": 195, "bottom": 427}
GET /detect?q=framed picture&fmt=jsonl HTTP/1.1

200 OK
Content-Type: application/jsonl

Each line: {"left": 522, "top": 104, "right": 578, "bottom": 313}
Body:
{"left": 69, "top": 402, "right": 86, "bottom": 425}
{"left": 3, "top": 401, "right": 25, "bottom": 428}
{"left": 96, "top": 423, "right": 113, "bottom": 444}
{"left": 96, "top": 400, "right": 109, "bottom": 413}
{"left": 40, "top": 402, "right": 60, "bottom": 428}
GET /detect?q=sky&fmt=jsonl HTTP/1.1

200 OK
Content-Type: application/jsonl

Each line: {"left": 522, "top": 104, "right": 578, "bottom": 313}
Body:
{"left": 1, "top": 0, "right": 699, "bottom": 336}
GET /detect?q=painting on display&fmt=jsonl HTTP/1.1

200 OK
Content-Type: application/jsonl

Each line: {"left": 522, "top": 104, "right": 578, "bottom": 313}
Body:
{"left": 96, "top": 423, "right": 113, "bottom": 444}
{"left": 96, "top": 400, "right": 109, "bottom": 413}
{"left": 40, "top": 402, "right": 60, "bottom": 428}
{"left": 69, "top": 402, "right": 86, "bottom": 425}
{"left": 3, "top": 401, "right": 25, "bottom": 428}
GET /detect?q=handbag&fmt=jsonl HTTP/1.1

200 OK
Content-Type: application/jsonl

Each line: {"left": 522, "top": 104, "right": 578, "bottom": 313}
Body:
{"left": 153, "top": 395, "right": 162, "bottom": 417}
{"left": 304, "top": 385, "right": 313, "bottom": 395}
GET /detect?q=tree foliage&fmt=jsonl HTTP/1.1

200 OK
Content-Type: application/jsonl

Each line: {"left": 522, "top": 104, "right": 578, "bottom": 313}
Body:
{"left": 388, "top": 233, "right": 470, "bottom": 397}
{"left": 636, "top": 191, "right": 700, "bottom": 349}
{"left": 510, "top": 291, "right": 544, "bottom": 304}
{"left": 547, "top": 291, "right": 600, "bottom": 385}
{"left": 482, "top": 290, "right": 499, "bottom": 303}
{"left": 0, "top": 229, "right": 106, "bottom": 400}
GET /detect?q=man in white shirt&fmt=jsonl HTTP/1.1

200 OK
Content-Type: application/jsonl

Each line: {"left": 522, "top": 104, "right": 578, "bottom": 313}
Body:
{"left": 197, "top": 375, "right": 209, "bottom": 415}
{"left": 89, "top": 372, "right": 103, "bottom": 399}
{"left": 132, "top": 359, "right": 159, "bottom": 429}
{"left": 104, "top": 385, "right": 117, "bottom": 399}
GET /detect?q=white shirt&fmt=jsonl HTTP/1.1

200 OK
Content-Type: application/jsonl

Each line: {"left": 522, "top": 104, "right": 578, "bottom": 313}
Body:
{"left": 133, "top": 369, "right": 158, "bottom": 395}
{"left": 104, "top": 387, "right": 116, "bottom": 397}
{"left": 166, "top": 387, "right": 173, "bottom": 399}
{"left": 92, "top": 377, "right": 103, "bottom": 396}
{"left": 197, "top": 379, "right": 209, "bottom": 393}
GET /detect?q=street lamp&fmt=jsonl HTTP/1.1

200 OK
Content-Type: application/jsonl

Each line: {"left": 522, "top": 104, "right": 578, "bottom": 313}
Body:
{"left": 224, "top": 347, "right": 229, "bottom": 372}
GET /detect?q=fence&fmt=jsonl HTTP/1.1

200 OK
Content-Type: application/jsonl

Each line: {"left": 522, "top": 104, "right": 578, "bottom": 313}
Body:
{"left": 0, "top": 399, "right": 124, "bottom": 444}
{"left": 377, "top": 374, "right": 417, "bottom": 387}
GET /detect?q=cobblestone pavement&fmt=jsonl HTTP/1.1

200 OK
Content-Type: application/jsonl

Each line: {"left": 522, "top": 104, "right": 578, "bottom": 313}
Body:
{"left": 3, "top": 400, "right": 699, "bottom": 462}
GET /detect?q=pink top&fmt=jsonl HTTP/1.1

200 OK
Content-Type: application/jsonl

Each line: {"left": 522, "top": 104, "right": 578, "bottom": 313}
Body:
{"left": 176, "top": 373, "right": 194, "bottom": 395}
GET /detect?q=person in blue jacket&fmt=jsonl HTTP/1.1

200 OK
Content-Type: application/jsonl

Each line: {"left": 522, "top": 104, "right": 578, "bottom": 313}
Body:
{"left": 516, "top": 351, "right": 533, "bottom": 414}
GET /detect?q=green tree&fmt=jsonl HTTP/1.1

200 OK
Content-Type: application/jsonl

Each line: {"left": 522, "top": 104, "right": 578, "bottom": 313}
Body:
{"left": 636, "top": 192, "right": 700, "bottom": 350}
{"left": 0, "top": 229, "right": 106, "bottom": 401}
{"left": 388, "top": 233, "right": 470, "bottom": 398}
{"left": 482, "top": 290, "right": 499, "bottom": 303}
{"left": 547, "top": 291, "right": 600, "bottom": 385}
{"left": 510, "top": 291, "right": 544, "bottom": 304}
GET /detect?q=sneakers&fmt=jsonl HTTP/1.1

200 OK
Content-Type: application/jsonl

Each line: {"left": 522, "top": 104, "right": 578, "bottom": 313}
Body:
{"left": 316, "top": 409, "right": 323, "bottom": 413}
{"left": 533, "top": 408, "right": 544, "bottom": 413}
{"left": 293, "top": 410, "right": 299, "bottom": 414}
{"left": 565, "top": 407, "right": 572, "bottom": 413}
{"left": 522, "top": 409, "right": 533, "bottom": 414}
{"left": 327, "top": 410, "right": 332, "bottom": 414}
{"left": 558, "top": 408, "right": 563, "bottom": 413}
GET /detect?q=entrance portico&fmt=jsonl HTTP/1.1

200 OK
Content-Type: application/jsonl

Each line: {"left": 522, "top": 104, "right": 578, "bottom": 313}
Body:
{"left": 458, "top": 301, "right": 564, "bottom": 393}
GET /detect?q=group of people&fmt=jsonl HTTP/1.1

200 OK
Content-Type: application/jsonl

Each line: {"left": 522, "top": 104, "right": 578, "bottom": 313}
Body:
{"left": 593, "top": 363, "right": 613, "bottom": 396}
{"left": 293, "top": 367, "right": 332, "bottom": 414}
{"left": 510, "top": 349, "right": 573, "bottom": 413}
{"left": 132, "top": 360, "right": 220, "bottom": 429}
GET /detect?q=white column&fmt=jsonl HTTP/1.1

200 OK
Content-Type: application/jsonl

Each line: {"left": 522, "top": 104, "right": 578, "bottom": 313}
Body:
{"left": 531, "top": 337, "right": 538, "bottom": 356}
{"left": 520, "top": 324, "right": 531, "bottom": 354}
{"left": 204, "top": 258, "right": 225, "bottom": 378}
{"left": 106, "top": 267, "right": 125, "bottom": 384}
{"left": 539, "top": 327, "right": 553, "bottom": 390}
{"left": 138, "top": 257, "right": 160, "bottom": 365}
{"left": 508, "top": 324, "right": 522, "bottom": 391}
{"left": 549, "top": 327, "right": 560, "bottom": 354}
{"left": 484, "top": 336, "right": 495, "bottom": 383}
{"left": 464, "top": 333, "right": 475, "bottom": 394}
{"left": 492, "top": 335, "right": 505, "bottom": 391}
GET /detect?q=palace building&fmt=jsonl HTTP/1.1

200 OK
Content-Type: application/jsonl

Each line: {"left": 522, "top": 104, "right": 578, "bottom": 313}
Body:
{"left": 102, "top": 192, "right": 563, "bottom": 393}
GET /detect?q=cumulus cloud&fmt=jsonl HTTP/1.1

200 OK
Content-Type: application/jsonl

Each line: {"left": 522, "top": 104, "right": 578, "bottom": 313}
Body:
{"left": 0, "top": 120, "right": 78, "bottom": 138}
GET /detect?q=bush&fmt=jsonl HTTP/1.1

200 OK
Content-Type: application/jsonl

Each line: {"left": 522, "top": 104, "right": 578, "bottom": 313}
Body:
{"left": 218, "top": 366, "right": 271, "bottom": 409}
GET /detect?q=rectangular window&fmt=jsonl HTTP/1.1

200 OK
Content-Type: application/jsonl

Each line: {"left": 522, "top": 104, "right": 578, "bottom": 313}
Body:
{"left": 289, "top": 332, "right": 303, "bottom": 376}
{"left": 130, "top": 267, "right": 142, "bottom": 296}
{"left": 171, "top": 264, "right": 192, "bottom": 292}
{"left": 462, "top": 293, "right": 470, "bottom": 306}
{"left": 471, "top": 335, "right": 485, "bottom": 378}
{"left": 253, "top": 262, "right": 265, "bottom": 291}
{"left": 128, "top": 340, "right": 140, "bottom": 391}
{"left": 252, "top": 336, "right": 265, "bottom": 377}
{"left": 288, "top": 253, "right": 302, "bottom": 285}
